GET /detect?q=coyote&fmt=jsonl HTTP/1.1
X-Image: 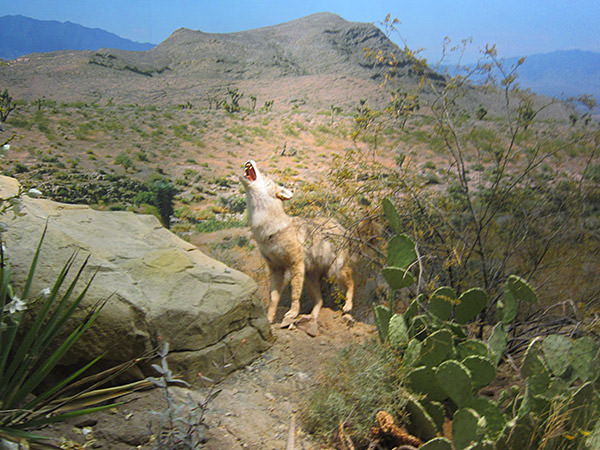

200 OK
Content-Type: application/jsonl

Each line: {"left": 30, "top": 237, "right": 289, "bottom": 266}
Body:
{"left": 240, "top": 160, "right": 354, "bottom": 334}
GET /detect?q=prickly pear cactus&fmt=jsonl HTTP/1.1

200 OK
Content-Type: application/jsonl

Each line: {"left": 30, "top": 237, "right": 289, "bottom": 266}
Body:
{"left": 488, "top": 323, "right": 508, "bottom": 366}
{"left": 435, "top": 360, "right": 473, "bottom": 408}
{"left": 568, "top": 336, "right": 600, "bottom": 382}
{"left": 462, "top": 355, "right": 496, "bottom": 390}
{"left": 452, "top": 408, "right": 485, "bottom": 450}
{"left": 387, "top": 233, "right": 417, "bottom": 269}
{"left": 373, "top": 304, "right": 392, "bottom": 343}
{"left": 405, "top": 398, "right": 438, "bottom": 440}
{"left": 541, "top": 334, "right": 571, "bottom": 376}
{"left": 428, "top": 286, "right": 455, "bottom": 321}
{"left": 382, "top": 266, "right": 415, "bottom": 290}
{"left": 458, "top": 339, "right": 489, "bottom": 360}
{"left": 382, "top": 197, "right": 402, "bottom": 234}
{"left": 406, "top": 366, "right": 447, "bottom": 401}
{"left": 388, "top": 313, "right": 409, "bottom": 349}
{"left": 455, "top": 288, "right": 487, "bottom": 324}
{"left": 419, "top": 329, "right": 453, "bottom": 367}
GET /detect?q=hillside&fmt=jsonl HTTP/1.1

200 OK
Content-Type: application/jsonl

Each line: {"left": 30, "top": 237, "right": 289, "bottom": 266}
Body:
{"left": 0, "top": 13, "right": 445, "bottom": 110}
{"left": 0, "top": 15, "right": 154, "bottom": 60}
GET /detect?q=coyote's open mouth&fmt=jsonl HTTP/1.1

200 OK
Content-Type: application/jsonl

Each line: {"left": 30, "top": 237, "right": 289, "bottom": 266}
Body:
{"left": 244, "top": 161, "right": 257, "bottom": 182}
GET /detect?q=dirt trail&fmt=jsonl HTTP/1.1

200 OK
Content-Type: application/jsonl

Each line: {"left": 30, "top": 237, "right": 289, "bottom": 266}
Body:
{"left": 44, "top": 308, "right": 374, "bottom": 449}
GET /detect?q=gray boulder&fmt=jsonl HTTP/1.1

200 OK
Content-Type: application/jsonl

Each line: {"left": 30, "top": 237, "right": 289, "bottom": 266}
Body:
{"left": 0, "top": 176, "right": 272, "bottom": 383}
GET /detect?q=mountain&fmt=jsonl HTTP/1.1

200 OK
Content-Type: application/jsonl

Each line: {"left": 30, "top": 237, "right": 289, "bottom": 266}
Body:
{"left": 507, "top": 50, "right": 600, "bottom": 104}
{"left": 440, "top": 50, "right": 600, "bottom": 107}
{"left": 0, "top": 15, "right": 154, "bottom": 60}
{"left": 0, "top": 12, "right": 445, "bottom": 108}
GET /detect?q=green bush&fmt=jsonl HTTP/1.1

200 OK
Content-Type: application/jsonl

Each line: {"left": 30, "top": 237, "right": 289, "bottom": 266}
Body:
{"left": 134, "top": 176, "right": 176, "bottom": 228}
{"left": 301, "top": 339, "right": 409, "bottom": 447}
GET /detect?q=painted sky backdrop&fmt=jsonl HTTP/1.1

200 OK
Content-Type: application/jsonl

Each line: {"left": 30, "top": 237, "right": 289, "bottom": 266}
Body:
{"left": 3, "top": 0, "right": 599, "bottom": 63}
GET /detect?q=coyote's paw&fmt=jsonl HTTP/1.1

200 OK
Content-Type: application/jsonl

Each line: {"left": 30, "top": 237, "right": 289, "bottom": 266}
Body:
{"left": 280, "top": 310, "right": 299, "bottom": 328}
{"left": 296, "top": 315, "right": 318, "bottom": 337}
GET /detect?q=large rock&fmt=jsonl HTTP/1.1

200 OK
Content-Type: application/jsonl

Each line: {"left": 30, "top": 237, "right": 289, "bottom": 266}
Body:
{"left": 0, "top": 176, "right": 272, "bottom": 383}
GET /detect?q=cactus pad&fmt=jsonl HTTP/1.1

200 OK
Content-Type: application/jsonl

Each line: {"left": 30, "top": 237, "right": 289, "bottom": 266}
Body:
{"left": 455, "top": 288, "right": 487, "bottom": 324}
{"left": 541, "top": 334, "right": 572, "bottom": 376}
{"left": 458, "top": 339, "right": 489, "bottom": 360}
{"left": 388, "top": 313, "right": 409, "bottom": 349}
{"left": 467, "top": 397, "right": 507, "bottom": 439}
{"left": 406, "top": 366, "right": 447, "bottom": 401}
{"left": 569, "top": 336, "right": 600, "bottom": 382}
{"left": 373, "top": 304, "right": 392, "bottom": 343}
{"left": 462, "top": 355, "right": 496, "bottom": 390}
{"left": 520, "top": 336, "right": 548, "bottom": 379}
{"left": 488, "top": 323, "right": 508, "bottom": 366}
{"left": 419, "top": 329, "right": 453, "bottom": 367}
{"left": 452, "top": 408, "right": 485, "bottom": 450}
{"left": 405, "top": 398, "right": 438, "bottom": 440}
{"left": 428, "top": 286, "right": 455, "bottom": 321}
{"left": 387, "top": 233, "right": 417, "bottom": 269}
{"left": 506, "top": 274, "right": 537, "bottom": 303}
{"left": 404, "top": 338, "right": 422, "bottom": 367}
{"left": 382, "top": 266, "right": 415, "bottom": 290}
{"left": 382, "top": 197, "right": 402, "bottom": 234}
{"left": 436, "top": 360, "right": 473, "bottom": 408}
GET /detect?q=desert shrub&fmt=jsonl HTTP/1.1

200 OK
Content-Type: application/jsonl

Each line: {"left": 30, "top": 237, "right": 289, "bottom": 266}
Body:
{"left": 329, "top": 20, "right": 600, "bottom": 315}
{"left": 134, "top": 175, "right": 177, "bottom": 228}
{"left": 195, "top": 217, "right": 245, "bottom": 233}
{"left": 148, "top": 343, "right": 216, "bottom": 449}
{"left": 13, "top": 162, "right": 28, "bottom": 173}
{"left": 301, "top": 338, "right": 409, "bottom": 447}
{"left": 219, "top": 194, "right": 246, "bottom": 214}
{"left": 114, "top": 152, "right": 134, "bottom": 170}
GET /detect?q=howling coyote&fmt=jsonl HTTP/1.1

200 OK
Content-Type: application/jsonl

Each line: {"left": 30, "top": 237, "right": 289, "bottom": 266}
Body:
{"left": 240, "top": 160, "right": 353, "bottom": 334}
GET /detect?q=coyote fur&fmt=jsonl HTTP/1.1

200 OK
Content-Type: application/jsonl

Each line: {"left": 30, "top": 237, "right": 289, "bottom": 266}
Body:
{"left": 240, "top": 160, "right": 354, "bottom": 331}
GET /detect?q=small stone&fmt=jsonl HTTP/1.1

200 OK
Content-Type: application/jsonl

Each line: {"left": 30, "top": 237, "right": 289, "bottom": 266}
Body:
{"left": 75, "top": 418, "right": 98, "bottom": 428}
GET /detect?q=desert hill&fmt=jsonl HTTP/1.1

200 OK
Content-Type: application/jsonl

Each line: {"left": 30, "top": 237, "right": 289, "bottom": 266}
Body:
{"left": 0, "top": 12, "right": 443, "bottom": 109}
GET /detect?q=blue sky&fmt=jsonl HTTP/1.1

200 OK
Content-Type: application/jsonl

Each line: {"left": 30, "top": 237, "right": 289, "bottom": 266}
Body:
{"left": 3, "top": 0, "right": 600, "bottom": 63}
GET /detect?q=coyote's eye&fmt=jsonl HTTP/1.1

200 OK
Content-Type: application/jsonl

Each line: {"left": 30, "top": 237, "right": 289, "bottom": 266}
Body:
{"left": 245, "top": 162, "right": 257, "bottom": 181}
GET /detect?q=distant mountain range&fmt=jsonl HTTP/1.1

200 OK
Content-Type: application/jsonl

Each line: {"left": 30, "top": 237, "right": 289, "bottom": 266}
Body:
{"left": 0, "top": 15, "right": 153, "bottom": 59}
{"left": 439, "top": 50, "right": 600, "bottom": 106}
{"left": 506, "top": 51, "right": 600, "bottom": 104}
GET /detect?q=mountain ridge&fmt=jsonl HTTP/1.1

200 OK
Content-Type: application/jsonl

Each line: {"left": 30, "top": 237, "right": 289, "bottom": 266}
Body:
{"left": 0, "top": 12, "right": 442, "bottom": 109}
{"left": 0, "top": 14, "right": 154, "bottom": 60}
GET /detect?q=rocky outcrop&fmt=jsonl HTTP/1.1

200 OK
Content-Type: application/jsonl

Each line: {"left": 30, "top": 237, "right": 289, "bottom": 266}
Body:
{"left": 0, "top": 176, "right": 272, "bottom": 383}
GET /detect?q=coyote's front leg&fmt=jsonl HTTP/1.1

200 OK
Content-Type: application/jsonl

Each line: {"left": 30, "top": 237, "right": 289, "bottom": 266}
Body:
{"left": 267, "top": 268, "right": 285, "bottom": 323}
{"left": 280, "top": 257, "right": 305, "bottom": 328}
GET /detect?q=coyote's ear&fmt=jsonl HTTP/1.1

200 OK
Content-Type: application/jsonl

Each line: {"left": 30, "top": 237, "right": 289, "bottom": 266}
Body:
{"left": 276, "top": 186, "right": 293, "bottom": 201}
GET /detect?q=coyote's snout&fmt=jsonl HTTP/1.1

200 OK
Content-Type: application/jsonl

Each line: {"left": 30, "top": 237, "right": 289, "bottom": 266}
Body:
{"left": 240, "top": 160, "right": 353, "bottom": 334}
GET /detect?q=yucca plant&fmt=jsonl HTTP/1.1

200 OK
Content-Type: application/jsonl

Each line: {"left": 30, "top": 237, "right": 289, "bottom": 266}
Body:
{"left": 0, "top": 225, "right": 150, "bottom": 449}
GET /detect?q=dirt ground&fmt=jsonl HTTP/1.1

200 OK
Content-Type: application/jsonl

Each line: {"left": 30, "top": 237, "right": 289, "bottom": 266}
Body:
{"left": 42, "top": 308, "right": 375, "bottom": 449}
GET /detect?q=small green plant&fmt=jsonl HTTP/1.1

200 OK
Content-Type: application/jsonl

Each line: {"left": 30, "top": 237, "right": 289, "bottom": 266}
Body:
{"left": 223, "top": 88, "right": 243, "bottom": 113}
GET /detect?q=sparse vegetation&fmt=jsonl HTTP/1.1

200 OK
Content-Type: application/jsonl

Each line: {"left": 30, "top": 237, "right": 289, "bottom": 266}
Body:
{"left": 0, "top": 12, "right": 599, "bottom": 449}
